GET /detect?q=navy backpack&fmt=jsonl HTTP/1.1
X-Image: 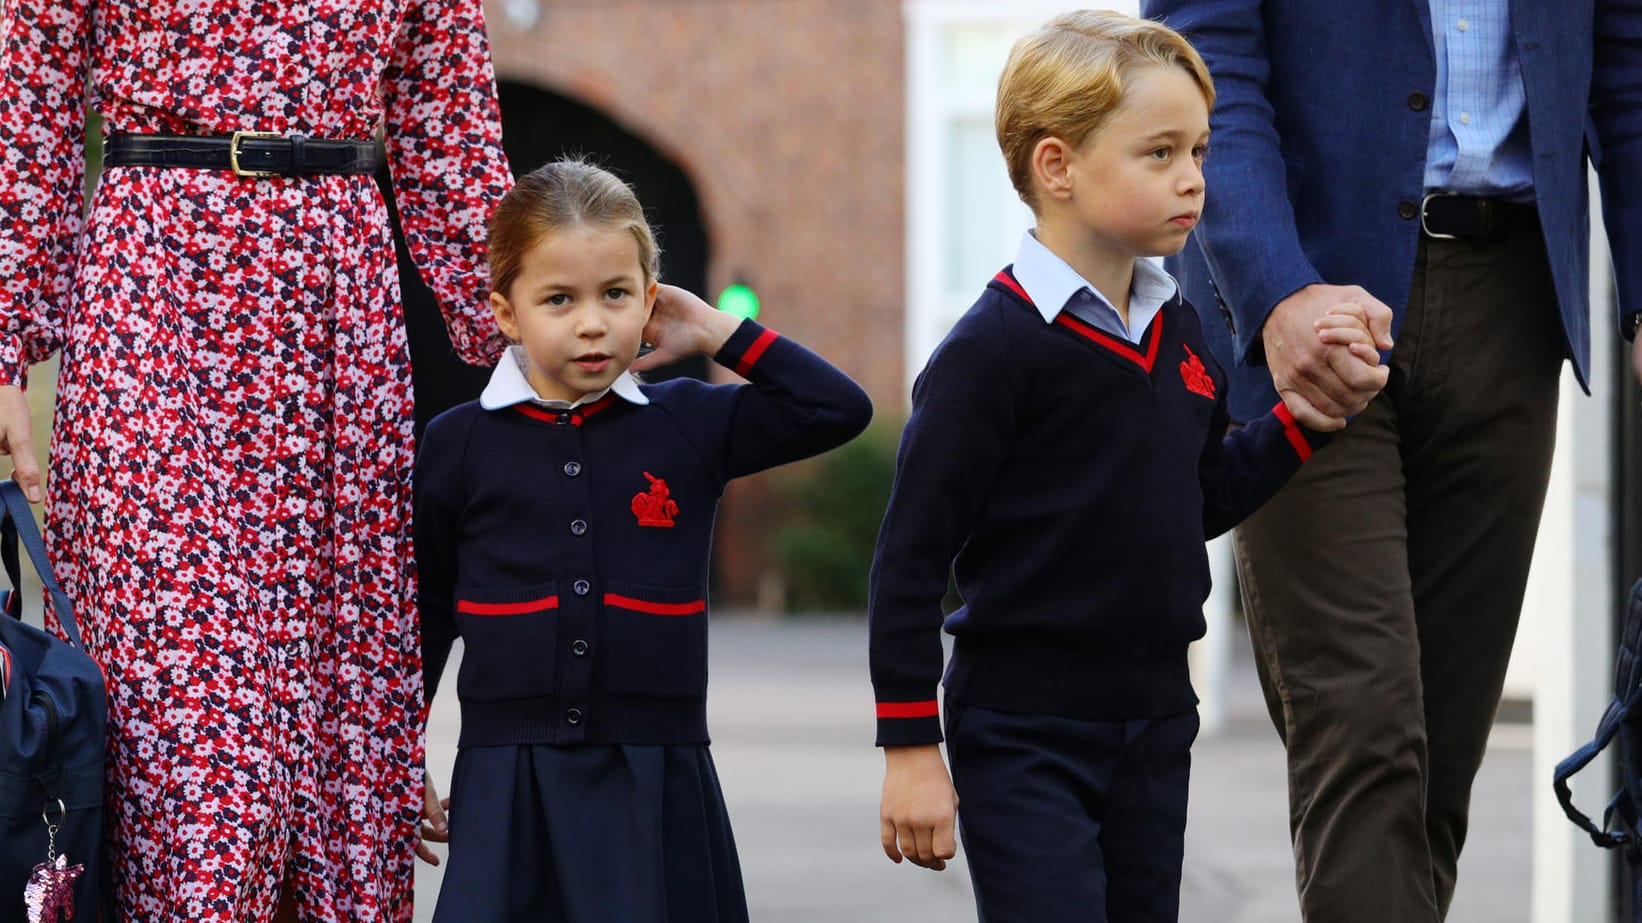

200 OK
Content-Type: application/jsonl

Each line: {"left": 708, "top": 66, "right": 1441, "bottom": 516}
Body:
{"left": 1556, "top": 577, "right": 1642, "bottom": 915}
{"left": 0, "top": 480, "right": 105, "bottom": 921}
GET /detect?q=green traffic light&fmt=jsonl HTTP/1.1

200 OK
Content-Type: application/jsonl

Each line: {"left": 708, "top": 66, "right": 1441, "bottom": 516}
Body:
{"left": 717, "top": 282, "right": 760, "bottom": 319}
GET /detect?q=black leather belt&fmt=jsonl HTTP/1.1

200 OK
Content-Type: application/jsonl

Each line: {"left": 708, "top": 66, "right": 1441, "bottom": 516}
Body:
{"left": 103, "top": 132, "right": 382, "bottom": 179}
{"left": 1420, "top": 192, "right": 1536, "bottom": 243}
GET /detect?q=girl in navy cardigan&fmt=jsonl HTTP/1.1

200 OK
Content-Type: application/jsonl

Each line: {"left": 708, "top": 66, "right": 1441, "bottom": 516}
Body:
{"left": 413, "top": 159, "right": 871, "bottom": 923}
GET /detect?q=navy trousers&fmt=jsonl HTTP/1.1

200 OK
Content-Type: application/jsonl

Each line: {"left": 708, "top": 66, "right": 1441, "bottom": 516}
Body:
{"left": 945, "top": 701, "right": 1199, "bottom": 923}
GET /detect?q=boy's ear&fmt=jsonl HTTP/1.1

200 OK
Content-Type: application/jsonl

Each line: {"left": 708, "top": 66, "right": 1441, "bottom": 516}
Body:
{"left": 489, "top": 291, "right": 520, "bottom": 340}
{"left": 1031, "top": 136, "right": 1076, "bottom": 202}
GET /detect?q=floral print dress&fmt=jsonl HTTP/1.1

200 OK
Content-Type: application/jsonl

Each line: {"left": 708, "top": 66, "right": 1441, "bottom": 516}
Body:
{"left": 0, "top": 1, "right": 511, "bottom": 920}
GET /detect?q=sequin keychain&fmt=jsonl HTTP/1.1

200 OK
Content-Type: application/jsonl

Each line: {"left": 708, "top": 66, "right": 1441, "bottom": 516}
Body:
{"left": 23, "top": 798, "right": 83, "bottom": 923}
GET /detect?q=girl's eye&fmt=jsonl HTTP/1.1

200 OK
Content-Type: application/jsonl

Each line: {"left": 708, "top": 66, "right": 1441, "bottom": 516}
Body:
{"left": 605, "top": 288, "right": 629, "bottom": 301}
{"left": 546, "top": 293, "right": 572, "bottom": 306}
{"left": 1192, "top": 144, "right": 1210, "bottom": 160}
{"left": 1149, "top": 147, "right": 1172, "bottom": 161}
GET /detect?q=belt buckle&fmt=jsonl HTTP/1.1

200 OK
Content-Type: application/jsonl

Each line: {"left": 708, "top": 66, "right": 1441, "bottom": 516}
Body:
{"left": 1420, "top": 191, "right": 1460, "bottom": 240}
{"left": 229, "top": 130, "right": 281, "bottom": 179}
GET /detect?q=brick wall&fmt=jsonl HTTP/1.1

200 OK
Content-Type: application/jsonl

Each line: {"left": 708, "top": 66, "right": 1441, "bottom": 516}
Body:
{"left": 485, "top": 0, "right": 906, "bottom": 605}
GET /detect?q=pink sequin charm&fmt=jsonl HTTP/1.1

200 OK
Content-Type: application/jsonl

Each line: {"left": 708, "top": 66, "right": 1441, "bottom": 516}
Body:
{"left": 24, "top": 853, "right": 82, "bottom": 923}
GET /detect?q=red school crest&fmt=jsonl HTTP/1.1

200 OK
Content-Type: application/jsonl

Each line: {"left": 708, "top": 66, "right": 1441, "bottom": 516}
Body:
{"left": 631, "top": 471, "right": 679, "bottom": 527}
{"left": 1179, "top": 344, "right": 1216, "bottom": 399}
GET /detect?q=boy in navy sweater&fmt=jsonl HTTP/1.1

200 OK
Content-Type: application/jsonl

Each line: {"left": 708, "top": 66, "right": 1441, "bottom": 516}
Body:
{"left": 867, "top": 11, "right": 1391, "bottom": 922}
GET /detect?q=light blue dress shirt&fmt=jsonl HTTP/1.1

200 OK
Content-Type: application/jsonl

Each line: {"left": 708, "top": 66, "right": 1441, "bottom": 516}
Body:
{"left": 1423, "top": 1, "right": 1534, "bottom": 200}
{"left": 1011, "top": 231, "right": 1177, "bottom": 344}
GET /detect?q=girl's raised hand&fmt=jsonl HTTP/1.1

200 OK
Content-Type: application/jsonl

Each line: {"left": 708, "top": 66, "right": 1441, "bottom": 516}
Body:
{"left": 630, "top": 283, "right": 742, "bottom": 373}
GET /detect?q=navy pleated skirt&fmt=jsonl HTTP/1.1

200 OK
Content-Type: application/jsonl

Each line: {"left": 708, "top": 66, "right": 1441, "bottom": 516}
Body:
{"left": 431, "top": 743, "right": 748, "bottom": 923}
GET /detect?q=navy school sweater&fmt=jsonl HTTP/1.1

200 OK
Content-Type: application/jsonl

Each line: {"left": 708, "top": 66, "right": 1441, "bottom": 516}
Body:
{"left": 868, "top": 269, "right": 1330, "bottom": 746}
{"left": 417, "top": 320, "right": 872, "bottom": 747}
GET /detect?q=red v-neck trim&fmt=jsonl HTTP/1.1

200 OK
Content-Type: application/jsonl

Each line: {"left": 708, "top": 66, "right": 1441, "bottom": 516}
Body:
{"left": 991, "top": 269, "right": 1163, "bottom": 373}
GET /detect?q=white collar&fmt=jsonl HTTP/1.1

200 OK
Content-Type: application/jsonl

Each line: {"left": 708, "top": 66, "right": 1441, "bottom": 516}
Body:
{"left": 479, "top": 345, "right": 650, "bottom": 411}
{"left": 1011, "top": 230, "right": 1178, "bottom": 324}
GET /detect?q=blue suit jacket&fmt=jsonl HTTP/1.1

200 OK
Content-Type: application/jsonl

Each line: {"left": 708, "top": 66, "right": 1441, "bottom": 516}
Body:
{"left": 1140, "top": 0, "right": 1642, "bottom": 422}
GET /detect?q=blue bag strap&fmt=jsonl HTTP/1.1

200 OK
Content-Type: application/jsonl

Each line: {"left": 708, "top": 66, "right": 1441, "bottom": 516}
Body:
{"left": 0, "top": 479, "right": 84, "bottom": 651}
{"left": 1553, "top": 698, "right": 1630, "bottom": 849}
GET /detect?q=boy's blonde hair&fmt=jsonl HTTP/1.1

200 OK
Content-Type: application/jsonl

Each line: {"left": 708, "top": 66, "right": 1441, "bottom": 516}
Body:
{"left": 996, "top": 10, "right": 1214, "bottom": 209}
{"left": 488, "top": 158, "right": 661, "bottom": 298}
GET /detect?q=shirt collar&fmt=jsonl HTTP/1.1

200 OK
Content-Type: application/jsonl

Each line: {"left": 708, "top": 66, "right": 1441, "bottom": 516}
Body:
{"left": 1010, "top": 230, "right": 1179, "bottom": 323}
{"left": 479, "top": 345, "right": 650, "bottom": 411}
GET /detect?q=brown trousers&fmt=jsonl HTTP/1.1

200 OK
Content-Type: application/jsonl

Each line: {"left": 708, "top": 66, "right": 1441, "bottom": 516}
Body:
{"left": 1234, "top": 223, "right": 1566, "bottom": 922}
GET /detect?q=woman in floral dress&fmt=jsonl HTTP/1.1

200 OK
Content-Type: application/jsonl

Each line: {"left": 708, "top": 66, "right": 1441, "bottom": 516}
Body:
{"left": 0, "top": 1, "right": 511, "bottom": 919}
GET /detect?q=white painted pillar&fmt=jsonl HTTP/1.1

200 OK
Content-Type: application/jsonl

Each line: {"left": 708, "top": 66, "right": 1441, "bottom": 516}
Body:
{"left": 1191, "top": 534, "right": 1236, "bottom": 734}
{"left": 1530, "top": 177, "right": 1617, "bottom": 923}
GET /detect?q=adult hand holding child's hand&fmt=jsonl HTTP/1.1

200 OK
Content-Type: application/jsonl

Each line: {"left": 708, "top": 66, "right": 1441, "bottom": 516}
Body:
{"left": 1264, "top": 284, "right": 1394, "bottom": 431}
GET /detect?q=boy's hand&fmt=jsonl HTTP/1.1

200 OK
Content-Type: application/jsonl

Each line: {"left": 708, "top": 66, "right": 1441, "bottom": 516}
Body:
{"left": 1314, "top": 302, "right": 1392, "bottom": 376}
{"left": 630, "top": 283, "right": 741, "bottom": 373}
{"left": 416, "top": 769, "right": 450, "bottom": 866}
{"left": 880, "top": 744, "right": 959, "bottom": 871}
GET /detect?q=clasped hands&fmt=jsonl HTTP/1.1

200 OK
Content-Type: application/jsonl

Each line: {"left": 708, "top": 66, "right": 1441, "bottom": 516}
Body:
{"left": 1265, "top": 284, "right": 1395, "bottom": 430}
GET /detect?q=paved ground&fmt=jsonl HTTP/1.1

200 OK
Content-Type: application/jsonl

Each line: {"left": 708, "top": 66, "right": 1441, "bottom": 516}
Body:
{"left": 415, "top": 615, "right": 1531, "bottom": 922}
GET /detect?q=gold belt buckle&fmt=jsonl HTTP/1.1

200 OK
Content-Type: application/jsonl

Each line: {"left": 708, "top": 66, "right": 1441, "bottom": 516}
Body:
{"left": 229, "top": 130, "right": 281, "bottom": 178}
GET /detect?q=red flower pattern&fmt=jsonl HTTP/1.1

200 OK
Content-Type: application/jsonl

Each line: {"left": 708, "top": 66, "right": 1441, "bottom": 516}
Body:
{"left": 0, "top": 1, "right": 512, "bottom": 920}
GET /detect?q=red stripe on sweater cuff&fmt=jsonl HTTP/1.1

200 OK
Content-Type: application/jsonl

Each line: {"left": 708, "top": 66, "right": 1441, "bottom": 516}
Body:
{"left": 876, "top": 700, "right": 939, "bottom": 719}
{"left": 1271, "top": 401, "right": 1314, "bottom": 462}
{"left": 734, "top": 328, "right": 780, "bottom": 376}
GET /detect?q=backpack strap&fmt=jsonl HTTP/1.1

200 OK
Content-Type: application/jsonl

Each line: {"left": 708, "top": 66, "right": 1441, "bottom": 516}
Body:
{"left": 0, "top": 479, "right": 83, "bottom": 651}
{"left": 1554, "top": 696, "right": 1632, "bottom": 849}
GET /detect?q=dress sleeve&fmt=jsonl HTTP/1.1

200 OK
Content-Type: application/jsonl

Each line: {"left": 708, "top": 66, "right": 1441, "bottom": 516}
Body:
{"left": 0, "top": 0, "right": 92, "bottom": 387}
{"left": 380, "top": 0, "right": 513, "bottom": 367}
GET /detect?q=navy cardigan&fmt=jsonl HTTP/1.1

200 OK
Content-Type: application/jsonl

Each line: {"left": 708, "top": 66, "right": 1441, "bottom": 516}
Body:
{"left": 869, "top": 270, "right": 1329, "bottom": 746}
{"left": 417, "top": 320, "right": 871, "bottom": 747}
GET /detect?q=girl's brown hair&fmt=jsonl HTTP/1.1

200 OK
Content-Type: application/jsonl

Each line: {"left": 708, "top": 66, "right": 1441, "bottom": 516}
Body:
{"left": 487, "top": 158, "right": 661, "bottom": 298}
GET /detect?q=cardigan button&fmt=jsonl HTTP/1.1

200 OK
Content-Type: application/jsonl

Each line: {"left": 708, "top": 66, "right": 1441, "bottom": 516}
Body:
{"left": 556, "top": 412, "right": 571, "bottom": 425}
{"left": 574, "top": 579, "right": 591, "bottom": 596}
{"left": 571, "top": 639, "right": 589, "bottom": 656}
{"left": 565, "top": 707, "right": 583, "bottom": 725}
{"left": 563, "top": 461, "right": 582, "bottom": 477}
{"left": 570, "top": 519, "right": 588, "bottom": 536}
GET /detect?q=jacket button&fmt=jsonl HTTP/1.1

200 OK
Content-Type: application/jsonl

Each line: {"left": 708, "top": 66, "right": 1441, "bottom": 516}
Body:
{"left": 1398, "top": 199, "right": 1419, "bottom": 220}
{"left": 570, "top": 519, "right": 588, "bottom": 536}
{"left": 571, "top": 639, "right": 589, "bottom": 656}
{"left": 574, "top": 579, "right": 591, "bottom": 596}
{"left": 566, "top": 707, "right": 583, "bottom": 725}
{"left": 1407, "top": 91, "right": 1428, "bottom": 111}
{"left": 556, "top": 412, "right": 571, "bottom": 425}
{"left": 564, "top": 461, "right": 582, "bottom": 477}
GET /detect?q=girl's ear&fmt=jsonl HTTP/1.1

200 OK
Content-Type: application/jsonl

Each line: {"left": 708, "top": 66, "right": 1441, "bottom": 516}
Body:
{"left": 490, "top": 291, "right": 520, "bottom": 340}
{"left": 1031, "top": 135, "right": 1075, "bottom": 202}
{"left": 642, "top": 279, "right": 659, "bottom": 319}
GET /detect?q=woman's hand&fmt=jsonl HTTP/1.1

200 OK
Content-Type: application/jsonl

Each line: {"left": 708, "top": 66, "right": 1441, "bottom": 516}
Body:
{"left": 0, "top": 385, "right": 41, "bottom": 502}
{"left": 416, "top": 769, "right": 450, "bottom": 866}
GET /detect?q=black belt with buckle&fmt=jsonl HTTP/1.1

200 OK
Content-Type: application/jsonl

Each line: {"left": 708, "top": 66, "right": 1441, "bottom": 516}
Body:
{"left": 1420, "top": 192, "right": 1536, "bottom": 243}
{"left": 103, "top": 131, "right": 382, "bottom": 179}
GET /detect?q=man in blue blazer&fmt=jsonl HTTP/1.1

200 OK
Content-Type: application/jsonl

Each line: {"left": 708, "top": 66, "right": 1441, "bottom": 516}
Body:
{"left": 1140, "top": 1, "right": 1642, "bottom": 920}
